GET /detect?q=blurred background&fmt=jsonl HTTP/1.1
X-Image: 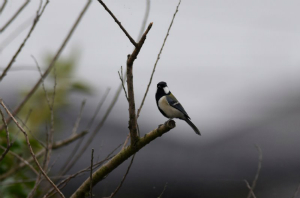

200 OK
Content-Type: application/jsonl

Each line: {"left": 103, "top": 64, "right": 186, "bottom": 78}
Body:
{"left": 1, "top": 0, "right": 300, "bottom": 197}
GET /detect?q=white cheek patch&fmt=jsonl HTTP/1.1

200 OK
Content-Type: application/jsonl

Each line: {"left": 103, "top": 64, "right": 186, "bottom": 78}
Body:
{"left": 163, "top": 87, "right": 170, "bottom": 94}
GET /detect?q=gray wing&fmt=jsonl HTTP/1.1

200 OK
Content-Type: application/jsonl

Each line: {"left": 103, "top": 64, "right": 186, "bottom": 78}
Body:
{"left": 166, "top": 93, "right": 190, "bottom": 119}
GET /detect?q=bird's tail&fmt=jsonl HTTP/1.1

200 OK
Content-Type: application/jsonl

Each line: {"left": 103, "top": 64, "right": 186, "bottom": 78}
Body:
{"left": 184, "top": 118, "right": 201, "bottom": 135}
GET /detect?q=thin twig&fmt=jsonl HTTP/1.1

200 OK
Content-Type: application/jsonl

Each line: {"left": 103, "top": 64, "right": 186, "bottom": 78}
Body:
{"left": 292, "top": 183, "right": 300, "bottom": 198}
{"left": 0, "top": 149, "right": 45, "bottom": 181}
{"left": 61, "top": 89, "right": 110, "bottom": 174}
{"left": 17, "top": 116, "right": 46, "bottom": 148}
{"left": 122, "top": 133, "right": 130, "bottom": 150}
{"left": 0, "top": 0, "right": 30, "bottom": 33}
{"left": 52, "top": 131, "right": 88, "bottom": 149}
{"left": 45, "top": 145, "right": 121, "bottom": 198}
{"left": 0, "top": 175, "right": 72, "bottom": 186}
{"left": 0, "top": 0, "right": 47, "bottom": 81}
{"left": 32, "top": 55, "right": 56, "bottom": 171}
{"left": 0, "top": 130, "right": 88, "bottom": 181}
{"left": 137, "top": 0, "right": 181, "bottom": 118}
{"left": 137, "top": 0, "right": 151, "bottom": 41}
{"left": 246, "top": 145, "right": 263, "bottom": 198}
{"left": 27, "top": 129, "right": 50, "bottom": 198}
{"left": 86, "top": 88, "right": 111, "bottom": 130}
{"left": 72, "top": 100, "right": 86, "bottom": 135}
{"left": 118, "top": 66, "right": 128, "bottom": 101}
{"left": 62, "top": 86, "right": 121, "bottom": 174}
{"left": 0, "top": 0, "right": 8, "bottom": 14}
{"left": 32, "top": 55, "right": 51, "bottom": 107}
{"left": 0, "top": 107, "right": 11, "bottom": 162}
{"left": 97, "top": 0, "right": 137, "bottom": 47}
{"left": 109, "top": 154, "right": 136, "bottom": 198}
{"left": 0, "top": 16, "right": 34, "bottom": 53}
{"left": 0, "top": 0, "right": 91, "bottom": 130}
{"left": 158, "top": 182, "right": 168, "bottom": 198}
{"left": 0, "top": 145, "right": 39, "bottom": 176}
{"left": 0, "top": 99, "right": 65, "bottom": 198}
{"left": 90, "top": 149, "right": 94, "bottom": 198}
{"left": 244, "top": 180, "right": 257, "bottom": 198}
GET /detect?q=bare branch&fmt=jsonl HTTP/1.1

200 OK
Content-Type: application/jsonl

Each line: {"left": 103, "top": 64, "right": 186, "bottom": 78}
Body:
{"left": 137, "top": 0, "right": 181, "bottom": 118}
{"left": 0, "top": 145, "right": 39, "bottom": 176}
{"left": 27, "top": 142, "right": 47, "bottom": 198}
{"left": 32, "top": 55, "right": 51, "bottom": 107}
{"left": 0, "top": 0, "right": 92, "bottom": 130}
{"left": 244, "top": 180, "right": 257, "bottom": 198}
{"left": 0, "top": 16, "right": 34, "bottom": 53}
{"left": 70, "top": 120, "right": 176, "bottom": 198}
{"left": 96, "top": 0, "right": 137, "bottom": 47}
{"left": 0, "top": 0, "right": 48, "bottom": 81}
{"left": 292, "top": 183, "right": 300, "bottom": 198}
{"left": 0, "top": 0, "right": 30, "bottom": 33}
{"left": 122, "top": 133, "right": 130, "bottom": 150}
{"left": 0, "top": 107, "right": 11, "bottom": 162}
{"left": 246, "top": 145, "right": 262, "bottom": 198}
{"left": 0, "top": 0, "right": 8, "bottom": 14}
{"left": 86, "top": 88, "right": 111, "bottom": 130}
{"left": 0, "top": 99, "right": 65, "bottom": 198}
{"left": 108, "top": 154, "right": 136, "bottom": 198}
{"left": 118, "top": 66, "right": 128, "bottom": 101}
{"left": 137, "top": 0, "right": 151, "bottom": 40}
{"left": 52, "top": 131, "right": 88, "bottom": 149}
{"left": 0, "top": 130, "right": 88, "bottom": 181}
{"left": 45, "top": 145, "right": 121, "bottom": 198}
{"left": 0, "top": 149, "right": 44, "bottom": 180}
{"left": 90, "top": 149, "right": 94, "bottom": 198}
{"left": 61, "top": 89, "right": 110, "bottom": 174}
{"left": 127, "top": 22, "right": 153, "bottom": 144}
{"left": 72, "top": 100, "right": 86, "bottom": 135}
{"left": 158, "top": 182, "right": 168, "bottom": 198}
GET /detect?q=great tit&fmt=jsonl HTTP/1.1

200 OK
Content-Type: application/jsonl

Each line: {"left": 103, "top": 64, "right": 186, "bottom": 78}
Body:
{"left": 156, "top": 81, "right": 201, "bottom": 135}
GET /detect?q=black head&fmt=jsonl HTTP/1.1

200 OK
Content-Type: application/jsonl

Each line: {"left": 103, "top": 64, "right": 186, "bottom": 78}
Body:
{"left": 156, "top": 81, "right": 170, "bottom": 97}
{"left": 157, "top": 81, "right": 167, "bottom": 89}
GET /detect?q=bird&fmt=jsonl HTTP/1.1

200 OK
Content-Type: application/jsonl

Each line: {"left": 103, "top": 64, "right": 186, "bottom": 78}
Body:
{"left": 155, "top": 81, "right": 201, "bottom": 135}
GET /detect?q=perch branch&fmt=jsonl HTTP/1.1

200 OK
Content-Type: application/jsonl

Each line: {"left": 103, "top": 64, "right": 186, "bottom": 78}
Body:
{"left": 70, "top": 120, "right": 176, "bottom": 198}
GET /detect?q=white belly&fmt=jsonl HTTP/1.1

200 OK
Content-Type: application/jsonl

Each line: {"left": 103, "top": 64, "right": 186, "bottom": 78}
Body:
{"left": 158, "top": 96, "right": 185, "bottom": 119}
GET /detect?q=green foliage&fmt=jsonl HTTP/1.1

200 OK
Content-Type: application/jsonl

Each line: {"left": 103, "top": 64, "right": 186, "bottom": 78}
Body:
{"left": 0, "top": 50, "right": 92, "bottom": 197}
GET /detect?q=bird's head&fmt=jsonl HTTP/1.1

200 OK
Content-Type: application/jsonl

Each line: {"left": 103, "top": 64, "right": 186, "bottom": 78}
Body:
{"left": 157, "top": 81, "right": 170, "bottom": 94}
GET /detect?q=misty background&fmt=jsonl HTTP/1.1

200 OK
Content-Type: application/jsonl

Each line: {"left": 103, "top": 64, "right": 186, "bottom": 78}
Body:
{"left": 1, "top": 0, "right": 300, "bottom": 197}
